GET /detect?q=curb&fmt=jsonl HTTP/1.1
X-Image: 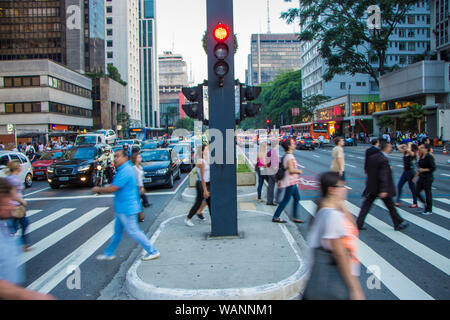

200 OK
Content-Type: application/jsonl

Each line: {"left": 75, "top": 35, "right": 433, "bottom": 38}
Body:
{"left": 181, "top": 188, "right": 257, "bottom": 202}
{"left": 125, "top": 211, "right": 309, "bottom": 300}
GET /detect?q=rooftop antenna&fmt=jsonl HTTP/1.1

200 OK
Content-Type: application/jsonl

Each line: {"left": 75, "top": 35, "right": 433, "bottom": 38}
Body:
{"left": 171, "top": 33, "right": 175, "bottom": 52}
{"left": 267, "top": 0, "right": 271, "bottom": 34}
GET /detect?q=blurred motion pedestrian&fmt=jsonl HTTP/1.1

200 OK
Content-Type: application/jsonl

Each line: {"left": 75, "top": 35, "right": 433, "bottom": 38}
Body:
{"left": 303, "top": 172, "right": 364, "bottom": 300}
{"left": 330, "top": 136, "right": 346, "bottom": 180}
{"left": 395, "top": 143, "right": 419, "bottom": 208}
{"left": 256, "top": 141, "right": 268, "bottom": 203}
{"left": 131, "top": 152, "right": 151, "bottom": 223}
{"left": 414, "top": 144, "right": 436, "bottom": 215}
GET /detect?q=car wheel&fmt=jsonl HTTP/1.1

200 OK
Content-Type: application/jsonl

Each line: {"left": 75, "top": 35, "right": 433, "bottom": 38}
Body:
{"left": 90, "top": 173, "right": 98, "bottom": 187}
{"left": 25, "top": 173, "right": 33, "bottom": 188}
{"left": 49, "top": 183, "right": 60, "bottom": 189}
{"left": 167, "top": 173, "right": 174, "bottom": 188}
{"left": 311, "top": 147, "right": 315, "bottom": 150}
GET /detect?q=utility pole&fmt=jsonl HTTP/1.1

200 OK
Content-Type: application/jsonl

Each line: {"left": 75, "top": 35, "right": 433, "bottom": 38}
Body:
{"left": 206, "top": 0, "right": 238, "bottom": 237}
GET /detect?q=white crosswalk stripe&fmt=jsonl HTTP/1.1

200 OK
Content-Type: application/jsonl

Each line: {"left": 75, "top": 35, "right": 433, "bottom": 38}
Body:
{"left": 20, "top": 207, "right": 109, "bottom": 265}
{"left": 26, "top": 210, "right": 43, "bottom": 218}
{"left": 27, "top": 208, "right": 76, "bottom": 234}
{"left": 373, "top": 200, "right": 450, "bottom": 241}
{"left": 300, "top": 200, "right": 434, "bottom": 300}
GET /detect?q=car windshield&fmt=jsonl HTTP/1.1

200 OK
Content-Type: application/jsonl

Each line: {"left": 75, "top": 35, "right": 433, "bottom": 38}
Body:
{"left": 76, "top": 136, "right": 97, "bottom": 145}
{"left": 173, "top": 145, "right": 190, "bottom": 155}
{"left": 39, "top": 151, "right": 62, "bottom": 160}
{"left": 141, "top": 150, "right": 170, "bottom": 162}
{"left": 61, "top": 148, "right": 96, "bottom": 160}
{"left": 167, "top": 144, "right": 175, "bottom": 149}
{"left": 97, "top": 130, "right": 106, "bottom": 135}
{"left": 117, "top": 140, "right": 134, "bottom": 145}
{"left": 142, "top": 143, "right": 157, "bottom": 149}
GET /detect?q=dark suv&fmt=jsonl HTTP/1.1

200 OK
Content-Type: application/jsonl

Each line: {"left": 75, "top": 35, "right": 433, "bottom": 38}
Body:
{"left": 47, "top": 145, "right": 104, "bottom": 189}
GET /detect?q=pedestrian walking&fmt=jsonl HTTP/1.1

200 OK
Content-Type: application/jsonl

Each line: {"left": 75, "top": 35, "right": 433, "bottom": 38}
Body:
{"left": 122, "top": 144, "right": 132, "bottom": 158}
{"left": 0, "top": 141, "right": 4, "bottom": 150}
{"left": 130, "top": 152, "right": 151, "bottom": 222}
{"left": 272, "top": 139, "right": 304, "bottom": 224}
{"left": 318, "top": 135, "right": 324, "bottom": 148}
{"left": 330, "top": 136, "right": 346, "bottom": 180}
{"left": 256, "top": 141, "right": 268, "bottom": 202}
{"left": 0, "top": 178, "right": 55, "bottom": 300}
{"left": 395, "top": 143, "right": 419, "bottom": 208}
{"left": 265, "top": 137, "right": 278, "bottom": 206}
{"left": 185, "top": 145, "right": 211, "bottom": 227}
{"left": 5, "top": 160, "right": 30, "bottom": 252}
{"left": 364, "top": 139, "right": 380, "bottom": 174}
{"left": 303, "top": 172, "right": 365, "bottom": 300}
{"left": 356, "top": 140, "right": 409, "bottom": 231}
{"left": 93, "top": 149, "right": 160, "bottom": 261}
{"left": 414, "top": 144, "right": 436, "bottom": 215}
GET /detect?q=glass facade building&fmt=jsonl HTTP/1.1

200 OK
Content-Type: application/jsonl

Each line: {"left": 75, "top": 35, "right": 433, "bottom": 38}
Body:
{"left": 84, "top": 0, "right": 105, "bottom": 73}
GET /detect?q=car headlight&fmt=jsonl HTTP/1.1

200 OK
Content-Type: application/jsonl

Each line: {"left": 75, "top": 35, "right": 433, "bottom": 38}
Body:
{"left": 78, "top": 165, "right": 91, "bottom": 172}
{"left": 182, "top": 158, "right": 190, "bottom": 163}
{"left": 156, "top": 168, "right": 169, "bottom": 175}
{"left": 47, "top": 167, "right": 54, "bottom": 173}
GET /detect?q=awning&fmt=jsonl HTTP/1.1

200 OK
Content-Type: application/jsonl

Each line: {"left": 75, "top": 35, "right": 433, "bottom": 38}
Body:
{"left": 48, "top": 131, "right": 78, "bottom": 137}
{"left": 373, "top": 105, "right": 439, "bottom": 117}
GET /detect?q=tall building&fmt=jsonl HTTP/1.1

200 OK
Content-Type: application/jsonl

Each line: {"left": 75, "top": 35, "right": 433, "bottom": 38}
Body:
{"left": 246, "top": 33, "right": 301, "bottom": 85}
{"left": 430, "top": 0, "right": 450, "bottom": 60}
{"left": 105, "top": 0, "right": 141, "bottom": 127}
{"left": 301, "top": 2, "right": 431, "bottom": 98}
{"left": 139, "top": 0, "right": 159, "bottom": 128}
{"left": 158, "top": 52, "right": 188, "bottom": 127}
{"left": 0, "top": 0, "right": 105, "bottom": 74}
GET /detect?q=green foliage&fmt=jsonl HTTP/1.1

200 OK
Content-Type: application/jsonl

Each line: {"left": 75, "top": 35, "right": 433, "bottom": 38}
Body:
{"left": 116, "top": 112, "right": 130, "bottom": 137}
{"left": 282, "top": 0, "right": 419, "bottom": 86}
{"left": 107, "top": 64, "right": 127, "bottom": 86}
{"left": 175, "top": 118, "right": 194, "bottom": 131}
{"left": 400, "top": 103, "right": 429, "bottom": 130}
{"left": 377, "top": 115, "right": 394, "bottom": 131}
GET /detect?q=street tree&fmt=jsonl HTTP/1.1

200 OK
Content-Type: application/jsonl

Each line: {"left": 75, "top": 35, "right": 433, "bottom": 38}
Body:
{"left": 400, "top": 103, "right": 429, "bottom": 131}
{"left": 282, "top": 0, "right": 419, "bottom": 87}
{"left": 116, "top": 112, "right": 130, "bottom": 138}
{"left": 377, "top": 115, "right": 394, "bottom": 133}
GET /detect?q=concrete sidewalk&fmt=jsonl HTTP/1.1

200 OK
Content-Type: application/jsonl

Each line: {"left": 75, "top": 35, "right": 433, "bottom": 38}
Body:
{"left": 125, "top": 189, "right": 309, "bottom": 300}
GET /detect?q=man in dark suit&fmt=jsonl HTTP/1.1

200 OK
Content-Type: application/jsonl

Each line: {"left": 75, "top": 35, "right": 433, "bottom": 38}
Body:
{"left": 364, "top": 138, "right": 380, "bottom": 174}
{"left": 357, "top": 140, "right": 409, "bottom": 231}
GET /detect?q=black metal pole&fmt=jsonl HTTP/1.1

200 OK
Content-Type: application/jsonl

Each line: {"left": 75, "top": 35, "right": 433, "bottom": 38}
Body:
{"left": 207, "top": 0, "right": 238, "bottom": 236}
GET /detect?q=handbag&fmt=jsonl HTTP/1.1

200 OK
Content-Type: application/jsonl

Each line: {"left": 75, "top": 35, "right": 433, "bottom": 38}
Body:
{"left": 11, "top": 205, "right": 26, "bottom": 219}
{"left": 302, "top": 248, "right": 350, "bottom": 300}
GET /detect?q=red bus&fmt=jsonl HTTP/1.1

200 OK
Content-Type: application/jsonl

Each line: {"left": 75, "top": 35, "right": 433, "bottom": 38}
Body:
{"left": 281, "top": 122, "right": 331, "bottom": 140}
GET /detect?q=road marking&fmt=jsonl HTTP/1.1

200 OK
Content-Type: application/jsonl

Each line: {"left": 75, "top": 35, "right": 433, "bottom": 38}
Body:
{"left": 396, "top": 165, "right": 403, "bottom": 168}
{"left": 403, "top": 199, "right": 450, "bottom": 220}
{"left": 20, "top": 207, "right": 109, "bottom": 265}
{"left": 24, "top": 187, "right": 50, "bottom": 197}
{"left": 374, "top": 200, "right": 450, "bottom": 241}
{"left": 345, "top": 186, "right": 353, "bottom": 190}
{"left": 345, "top": 164, "right": 356, "bottom": 168}
{"left": 345, "top": 201, "right": 450, "bottom": 276}
{"left": 298, "top": 164, "right": 305, "bottom": 169}
{"left": 441, "top": 174, "right": 450, "bottom": 177}
{"left": 357, "top": 157, "right": 364, "bottom": 160}
{"left": 348, "top": 155, "right": 355, "bottom": 158}
{"left": 300, "top": 200, "right": 434, "bottom": 300}
{"left": 313, "top": 155, "right": 320, "bottom": 158}
{"left": 27, "top": 220, "right": 115, "bottom": 294}
{"left": 26, "top": 210, "right": 42, "bottom": 218}
{"left": 27, "top": 208, "right": 76, "bottom": 234}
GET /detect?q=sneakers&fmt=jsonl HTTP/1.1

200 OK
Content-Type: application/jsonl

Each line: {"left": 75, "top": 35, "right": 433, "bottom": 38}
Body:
{"left": 394, "top": 203, "right": 401, "bottom": 207}
{"left": 257, "top": 199, "right": 264, "bottom": 203}
{"left": 408, "top": 204, "right": 418, "bottom": 208}
{"left": 394, "top": 221, "right": 409, "bottom": 231}
{"left": 96, "top": 254, "right": 116, "bottom": 261}
{"left": 184, "top": 218, "right": 194, "bottom": 227}
{"left": 141, "top": 251, "right": 160, "bottom": 261}
{"left": 196, "top": 213, "right": 205, "bottom": 220}
{"left": 422, "top": 211, "right": 433, "bottom": 215}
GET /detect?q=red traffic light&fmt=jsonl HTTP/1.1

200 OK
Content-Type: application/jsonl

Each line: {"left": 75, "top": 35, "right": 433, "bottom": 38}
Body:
{"left": 213, "top": 24, "right": 230, "bottom": 42}
{"left": 266, "top": 119, "right": 270, "bottom": 124}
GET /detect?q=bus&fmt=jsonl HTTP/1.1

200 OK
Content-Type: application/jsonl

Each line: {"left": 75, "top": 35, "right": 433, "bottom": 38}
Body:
{"left": 280, "top": 122, "right": 331, "bottom": 140}
{"left": 128, "top": 127, "right": 166, "bottom": 140}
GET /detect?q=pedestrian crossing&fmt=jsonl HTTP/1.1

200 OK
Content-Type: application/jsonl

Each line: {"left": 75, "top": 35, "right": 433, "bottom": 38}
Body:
{"left": 10, "top": 195, "right": 450, "bottom": 299}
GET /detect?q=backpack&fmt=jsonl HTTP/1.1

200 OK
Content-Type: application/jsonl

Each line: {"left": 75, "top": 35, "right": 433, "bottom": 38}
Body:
{"left": 275, "top": 155, "right": 287, "bottom": 181}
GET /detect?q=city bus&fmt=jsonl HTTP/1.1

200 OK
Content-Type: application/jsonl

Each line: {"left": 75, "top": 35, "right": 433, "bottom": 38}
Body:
{"left": 281, "top": 122, "right": 331, "bottom": 140}
{"left": 128, "top": 127, "right": 166, "bottom": 140}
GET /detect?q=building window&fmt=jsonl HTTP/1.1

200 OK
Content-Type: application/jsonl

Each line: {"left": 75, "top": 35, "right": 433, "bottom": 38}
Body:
{"left": 107, "top": 52, "right": 113, "bottom": 59}
{"left": 107, "top": 40, "right": 113, "bottom": 47}
{"left": 399, "top": 29, "right": 406, "bottom": 37}
{"left": 3, "top": 76, "right": 40, "bottom": 88}
{"left": 399, "top": 43, "right": 406, "bottom": 51}
{"left": 107, "top": 29, "right": 113, "bottom": 36}
{"left": 106, "top": 6, "right": 112, "bottom": 13}
{"left": 107, "top": 17, "right": 113, "bottom": 24}
{"left": 399, "top": 56, "right": 407, "bottom": 64}
{"left": 340, "top": 82, "right": 346, "bottom": 89}
{"left": 408, "top": 42, "right": 416, "bottom": 51}
{"left": 407, "top": 15, "right": 415, "bottom": 24}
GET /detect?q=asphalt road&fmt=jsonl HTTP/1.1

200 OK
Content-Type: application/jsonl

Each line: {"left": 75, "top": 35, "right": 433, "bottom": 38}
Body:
{"left": 19, "top": 171, "right": 191, "bottom": 300}
{"left": 242, "top": 143, "right": 450, "bottom": 300}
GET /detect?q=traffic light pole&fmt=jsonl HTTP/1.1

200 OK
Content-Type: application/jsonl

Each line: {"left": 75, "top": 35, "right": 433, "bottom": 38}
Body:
{"left": 206, "top": 0, "right": 238, "bottom": 237}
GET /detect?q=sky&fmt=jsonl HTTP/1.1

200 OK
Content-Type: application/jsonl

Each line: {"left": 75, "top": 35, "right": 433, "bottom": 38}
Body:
{"left": 156, "top": 0, "right": 299, "bottom": 84}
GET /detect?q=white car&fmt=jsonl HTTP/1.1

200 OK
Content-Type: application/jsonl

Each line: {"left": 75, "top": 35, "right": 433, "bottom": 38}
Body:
{"left": 96, "top": 129, "right": 117, "bottom": 144}
{"left": 75, "top": 133, "right": 106, "bottom": 146}
{"left": 0, "top": 151, "right": 33, "bottom": 188}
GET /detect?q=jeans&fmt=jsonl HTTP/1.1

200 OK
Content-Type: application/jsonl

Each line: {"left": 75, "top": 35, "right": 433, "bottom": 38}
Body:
{"left": 8, "top": 217, "right": 30, "bottom": 246}
{"left": 104, "top": 213, "right": 158, "bottom": 257}
{"left": 416, "top": 175, "right": 433, "bottom": 212}
{"left": 256, "top": 167, "right": 267, "bottom": 199}
{"left": 273, "top": 185, "right": 301, "bottom": 220}
{"left": 266, "top": 175, "right": 276, "bottom": 204}
{"left": 396, "top": 170, "right": 417, "bottom": 204}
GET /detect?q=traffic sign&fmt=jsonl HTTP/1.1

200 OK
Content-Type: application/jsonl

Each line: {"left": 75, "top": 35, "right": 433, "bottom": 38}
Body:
{"left": 7, "top": 124, "right": 13, "bottom": 134}
{"left": 351, "top": 116, "right": 355, "bottom": 127}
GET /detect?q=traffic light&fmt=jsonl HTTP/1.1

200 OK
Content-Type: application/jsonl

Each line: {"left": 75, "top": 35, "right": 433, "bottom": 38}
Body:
{"left": 238, "top": 83, "right": 262, "bottom": 123}
{"left": 266, "top": 119, "right": 270, "bottom": 125}
{"left": 181, "top": 85, "right": 203, "bottom": 121}
{"left": 212, "top": 23, "right": 231, "bottom": 87}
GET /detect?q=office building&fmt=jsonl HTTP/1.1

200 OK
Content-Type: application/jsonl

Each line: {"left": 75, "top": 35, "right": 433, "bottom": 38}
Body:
{"left": 139, "top": 0, "right": 160, "bottom": 128}
{"left": 246, "top": 33, "right": 301, "bottom": 85}
{"left": 158, "top": 52, "right": 188, "bottom": 127}
{"left": 0, "top": 0, "right": 105, "bottom": 74}
{"left": 430, "top": 0, "right": 450, "bottom": 60}
{"left": 0, "top": 59, "right": 93, "bottom": 143}
{"left": 105, "top": 0, "right": 141, "bottom": 127}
